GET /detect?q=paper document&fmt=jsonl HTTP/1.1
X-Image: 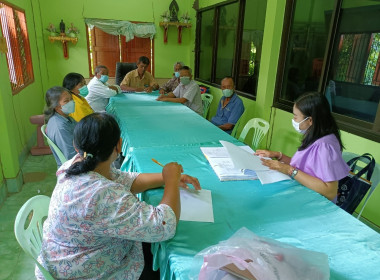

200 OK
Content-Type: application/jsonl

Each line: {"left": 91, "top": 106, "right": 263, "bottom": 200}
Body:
{"left": 180, "top": 189, "right": 214, "bottom": 223}
{"left": 201, "top": 146, "right": 258, "bottom": 181}
{"left": 220, "top": 141, "right": 291, "bottom": 185}
{"left": 220, "top": 141, "right": 269, "bottom": 171}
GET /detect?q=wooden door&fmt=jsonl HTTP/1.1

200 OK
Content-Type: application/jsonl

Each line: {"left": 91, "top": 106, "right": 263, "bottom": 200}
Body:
{"left": 121, "top": 36, "right": 154, "bottom": 75}
{"left": 90, "top": 27, "right": 119, "bottom": 77}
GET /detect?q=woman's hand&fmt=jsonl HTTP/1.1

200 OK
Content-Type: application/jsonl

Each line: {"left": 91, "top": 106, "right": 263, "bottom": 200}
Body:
{"left": 255, "top": 149, "right": 278, "bottom": 158}
{"left": 162, "top": 162, "right": 183, "bottom": 185}
{"left": 179, "top": 175, "right": 201, "bottom": 190}
{"left": 260, "top": 158, "right": 292, "bottom": 175}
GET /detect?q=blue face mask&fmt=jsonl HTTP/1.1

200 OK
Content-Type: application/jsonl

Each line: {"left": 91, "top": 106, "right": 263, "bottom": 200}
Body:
{"left": 222, "top": 89, "right": 234, "bottom": 97}
{"left": 99, "top": 75, "right": 109, "bottom": 83}
{"left": 61, "top": 100, "right": 75, "bottom": 115}
{"left": 174, "top": 71, "right": 180, "bottom": 78}
{"left": 79, "top": 85, "right": 89, "bottom": 97}
{"left": 180, "top": 76, "right": 191, "bottom": 85}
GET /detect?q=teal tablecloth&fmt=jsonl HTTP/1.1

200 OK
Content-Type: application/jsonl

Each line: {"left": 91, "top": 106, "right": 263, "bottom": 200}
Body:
{"left": 106, "top": 93, "right": 240, "bottom": 171}
{"left": 131, "top": 145, "right": 380, "bottom": 280}
{"left": 107, "top": 92, "right": 380, "bottom": 280}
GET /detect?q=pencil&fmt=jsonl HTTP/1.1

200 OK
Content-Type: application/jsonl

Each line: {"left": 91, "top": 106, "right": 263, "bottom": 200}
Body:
{"left": 151, "top": 158, "right": 164, "bottom": 167}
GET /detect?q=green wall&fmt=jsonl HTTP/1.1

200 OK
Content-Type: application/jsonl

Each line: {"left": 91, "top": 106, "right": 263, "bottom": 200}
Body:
{"left": 38, "top": 0, "right": 196, "bottom": 87}
{"left": 0, "top": 0, "right": 46, "bottom": 193}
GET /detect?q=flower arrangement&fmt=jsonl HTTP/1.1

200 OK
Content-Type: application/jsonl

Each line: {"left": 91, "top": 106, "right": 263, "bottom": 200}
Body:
{"left": 180, "top": 12, "right": 191, "bottom": 23}
{"left": 46, "top": 23, "right": 57, "bottom": 35}
{"left": 161, "top": 10, "right": 170, "bottom": 22}
{"left": 67, "top": 23, "right": 80, "bottom": 36}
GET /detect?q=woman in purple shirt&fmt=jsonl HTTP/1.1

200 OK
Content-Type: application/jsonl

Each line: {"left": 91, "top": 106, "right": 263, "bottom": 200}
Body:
{"left": 256, "top": 92, "right": 349, "bottom": 201}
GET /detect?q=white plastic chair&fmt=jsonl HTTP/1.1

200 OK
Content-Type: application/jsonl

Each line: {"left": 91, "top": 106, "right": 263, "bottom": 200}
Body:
{"left": 201, "top": 93, "right": 213, "bottom": 118}
{"left": 14, "top": 195, "right": 54, "bottom": 280}
{"left": 237, "top": 118, "right": 270, "bottom": 150}
{"left": 342, "top": 152, "right": 380, "bottom": 219}
{"left": 41, "top": 124, "right": 67, "bottom": 165}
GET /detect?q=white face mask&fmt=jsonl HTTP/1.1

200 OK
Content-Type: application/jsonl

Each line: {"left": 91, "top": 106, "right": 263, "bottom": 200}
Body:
{"left": 292, "top": 117, "right": 309, "bottom": 134}
{"left": 61, "top": 100, "right": 75, "bottom": 115}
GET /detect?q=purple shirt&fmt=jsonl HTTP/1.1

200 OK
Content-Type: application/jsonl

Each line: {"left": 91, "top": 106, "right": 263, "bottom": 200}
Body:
{"left": 290, "top": 134, "right": 349, "bottom": 182}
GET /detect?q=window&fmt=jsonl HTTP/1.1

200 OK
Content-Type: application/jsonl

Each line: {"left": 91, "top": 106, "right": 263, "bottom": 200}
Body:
{"left": 87, "top": 26, "right": 154, "bottom": 77}
{"left": 275, "top": 0, "right": 380, "bottom": 142}
{"left": 0, "top": 1, "right": 34, "bottom": 94}
{"left": 195, "top": 0, "right": 267, "bottom": 99}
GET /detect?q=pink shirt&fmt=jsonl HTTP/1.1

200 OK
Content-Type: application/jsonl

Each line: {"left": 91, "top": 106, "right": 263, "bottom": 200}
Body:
{"left": 290, "top": 134, "right": 349, "bottom": 182}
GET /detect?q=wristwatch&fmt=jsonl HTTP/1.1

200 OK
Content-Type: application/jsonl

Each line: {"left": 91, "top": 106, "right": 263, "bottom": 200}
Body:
{"left": 290, "top": 167, "right": 299, "bottom": 179}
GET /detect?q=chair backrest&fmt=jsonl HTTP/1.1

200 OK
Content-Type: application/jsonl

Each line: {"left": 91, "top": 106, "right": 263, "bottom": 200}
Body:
{"left": 231, "top": 114, "right": 243, "bottom": 138}
{"left": 41, "top": 124, "right": 67, "bottom": 165}
{"left": 238, "top": 118, "right": 270, "bottom": 150}
{"left": 342, "top": 152, "right": 380, "bottom": 219}
{"left": 14, "top": 195, "right": 54, "bottom": 280}
{"left": 115, "top": 62, "right": 137, "bottom": 86}
{"left": 201, "top": 93, "right": 213, "bottom": 118}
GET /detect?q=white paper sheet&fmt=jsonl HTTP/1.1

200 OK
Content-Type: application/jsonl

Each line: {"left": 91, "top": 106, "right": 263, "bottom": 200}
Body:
{"left": 180, "top": 189, "right": 214, "bottom": 223}
{"left": 255, "top": 170, "right": 291, "bottom": 184}
{"left": 220, "top": 141, "right": 269, "bottom": 171}
{"left": 200, "top": 146, "right": 254, "bottom": 158}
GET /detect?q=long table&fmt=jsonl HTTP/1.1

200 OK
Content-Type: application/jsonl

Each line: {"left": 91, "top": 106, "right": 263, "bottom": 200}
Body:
{"left": 107, "top": 93, "right": 380, "bottom": 280}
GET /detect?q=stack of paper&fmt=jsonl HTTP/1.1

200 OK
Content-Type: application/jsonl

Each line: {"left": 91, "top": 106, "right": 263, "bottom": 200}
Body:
{"left": 201, "top": 146, "right": 258, "bottom": 181}
{"left": 220, "top": 141, "right": 291, "bottom": 185}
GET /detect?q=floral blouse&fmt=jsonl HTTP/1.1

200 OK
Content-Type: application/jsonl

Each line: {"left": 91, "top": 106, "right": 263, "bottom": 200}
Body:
{"left": 36, "top": 155, "right": 176, "bottom": 279}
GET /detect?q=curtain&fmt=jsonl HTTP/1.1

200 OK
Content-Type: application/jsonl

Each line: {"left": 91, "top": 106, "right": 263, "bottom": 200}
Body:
{"left": 84, "top": 18, "right": 156, "bottom": 42}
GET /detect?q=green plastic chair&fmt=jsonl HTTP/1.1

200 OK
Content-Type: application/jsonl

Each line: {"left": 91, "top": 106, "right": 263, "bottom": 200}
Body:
{"left": 41, "top": 124, "right": 67, "bottom": 165}
{"left": 201, "top": 93, "right": 213, "bottom": 118}
{"left": 231, "top": 115, "right": 243, "bottom": 138}
{"left": 237, "top": 118, "right": 270, "bottom": 150}
{"left": 14, "top": 195, "right": 54, "bottom": 280}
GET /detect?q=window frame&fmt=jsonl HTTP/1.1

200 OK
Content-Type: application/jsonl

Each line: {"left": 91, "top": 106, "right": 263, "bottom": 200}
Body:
{"left": 194, "top": 0, "right": 259, "bottom": 100}
{"left": 273, "top": 0, "right": 380, "bottom": 143}
{"left": 0, "top": 1, "right": 34, "bottom": 95}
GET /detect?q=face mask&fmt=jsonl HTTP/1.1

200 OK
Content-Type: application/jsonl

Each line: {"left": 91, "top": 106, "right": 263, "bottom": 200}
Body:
{"left": 79, "top": 85, "right": 88, "bottom": 97}
{"left": 222, "top": 89, "right": 234, "bottom": 98}
{"left": 292, "top": 117, "right": 309, "bottom": 134}
{"left": 61, "top": 100, "right": 75, "bottom": 115}
{"left": 174, "top": 71, "right": 180, "bottom": 78}
{"left": 99, "top": 75, "right": 109, "bottom": 83}
{"left": 180, "top": 76, "right": 191, "bottom": 85}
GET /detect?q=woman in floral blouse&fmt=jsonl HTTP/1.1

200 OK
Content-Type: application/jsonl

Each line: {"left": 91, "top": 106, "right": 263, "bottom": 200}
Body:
{"left": 36, "top": 112, "right": 200, "bottom": 280}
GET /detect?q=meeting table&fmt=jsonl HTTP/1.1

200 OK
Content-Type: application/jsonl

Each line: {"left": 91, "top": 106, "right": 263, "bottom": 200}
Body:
{"left": 106, "top": 92, "right": 380, "bottom": 280}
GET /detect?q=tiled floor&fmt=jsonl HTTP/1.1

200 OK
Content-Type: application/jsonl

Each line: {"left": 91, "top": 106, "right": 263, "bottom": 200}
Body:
{"left": 0, "top": 154, "right": 57, "bottom": 280}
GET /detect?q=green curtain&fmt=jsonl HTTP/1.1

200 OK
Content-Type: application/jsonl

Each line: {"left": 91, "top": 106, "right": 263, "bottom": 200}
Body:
{"left": 84, "top": 18, "right": 156, "bottom": 42}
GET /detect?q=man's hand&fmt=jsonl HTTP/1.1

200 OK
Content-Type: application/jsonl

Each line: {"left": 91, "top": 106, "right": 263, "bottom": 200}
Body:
{"left": 144, "top": 86, "right": 153, "bottom": 93}
{"left": 108, "top": 85, "right": 118, "bottom": 91}
{"left": 159, "top": 89, "right": 165, "bottom": 95}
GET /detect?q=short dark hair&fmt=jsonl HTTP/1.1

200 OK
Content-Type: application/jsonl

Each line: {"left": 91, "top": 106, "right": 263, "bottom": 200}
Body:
{"left": 66, "top": 113, "right": 121, "bottom": 176}
{"left": 138, "top": 56, "right": 150, "bottom": 65}
{"left": 44, "top": 86, "right": 68, "bottom": 123}
{"left": 295, "top": 92, "right": 344, "bottom": 151}
{"left": 180, "top": 65, "right": 192, "bottom": 74}
{"left": 94, "top": 65, "right": 107, "bottom": 75}
{"left": 62, "top": 73, "right": 84, "bottom": 91}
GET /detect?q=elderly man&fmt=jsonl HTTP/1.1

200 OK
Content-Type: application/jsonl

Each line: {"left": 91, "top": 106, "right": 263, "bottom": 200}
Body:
{"left": 211, "top": 77, "right": 244, "bottom": 134}
{"left": 159, "top": 61, "right": 184, "bottom": 94}
{"left": 157, "top": 66, "right": 202, "bottom": 115}
{"left": 120, "top": 56, "right": 159, "bottom": 93}
{"left": 86, "top": 65, "right": 121, "bottom": 112}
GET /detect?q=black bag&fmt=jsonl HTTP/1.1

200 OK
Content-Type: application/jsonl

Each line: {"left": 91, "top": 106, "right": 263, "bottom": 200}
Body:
{"left": 336, "top": 153, "right": 375, "bottom": 214}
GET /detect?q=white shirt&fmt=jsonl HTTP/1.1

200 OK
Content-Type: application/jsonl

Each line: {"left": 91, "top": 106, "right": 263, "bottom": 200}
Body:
{"left": 86, "top": 77, "right": 121, "bottom": 112}
{"left": 173, "top": 80, "right": 203, "bottom": 115}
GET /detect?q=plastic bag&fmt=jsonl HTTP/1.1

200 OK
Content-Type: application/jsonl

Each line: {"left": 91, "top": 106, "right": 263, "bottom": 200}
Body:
{"left": 189, "top": 227, "right": 329, "bottom": 280}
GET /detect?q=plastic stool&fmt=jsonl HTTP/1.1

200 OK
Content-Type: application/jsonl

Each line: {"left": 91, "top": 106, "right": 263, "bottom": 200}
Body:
{"left": 29, "top": 115, "right": 52, "bottom": 155}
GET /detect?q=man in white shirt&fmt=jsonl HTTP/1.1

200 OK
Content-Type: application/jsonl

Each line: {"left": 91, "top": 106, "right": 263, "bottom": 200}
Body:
{"left": 86, "top": 65, "right": 121, "bottom": 111}
{"left": 156, "top": 66, "right": 202, "bottom": 115}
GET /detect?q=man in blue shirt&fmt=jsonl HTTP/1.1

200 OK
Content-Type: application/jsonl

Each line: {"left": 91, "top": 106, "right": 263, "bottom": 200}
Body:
{"left": 211, "top": 77, "right": 244, "bottom": 134}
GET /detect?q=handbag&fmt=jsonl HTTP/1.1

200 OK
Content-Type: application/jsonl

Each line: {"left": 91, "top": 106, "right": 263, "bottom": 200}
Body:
{"left": 336, "top": 153, "right": 375, "bottom": 215}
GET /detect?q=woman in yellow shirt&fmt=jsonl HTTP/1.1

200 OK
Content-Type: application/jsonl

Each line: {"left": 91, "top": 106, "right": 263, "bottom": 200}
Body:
{"left": 63, "top": 73, "right": 94, "bottom": 121}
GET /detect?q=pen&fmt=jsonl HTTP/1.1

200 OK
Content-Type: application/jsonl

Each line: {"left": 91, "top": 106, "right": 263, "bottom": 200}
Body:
{"left": 151, "top": 158, "right": 164, "bottom": 167}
